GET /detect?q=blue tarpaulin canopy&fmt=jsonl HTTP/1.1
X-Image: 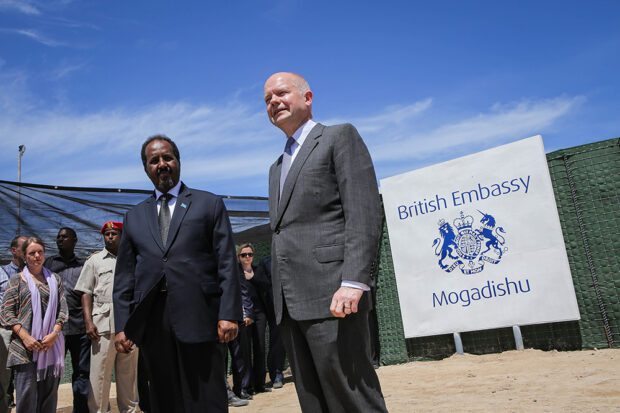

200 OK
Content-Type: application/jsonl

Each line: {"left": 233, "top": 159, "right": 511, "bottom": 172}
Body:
{"left": 0, "top": 180, "right": 270, "bottom": 261}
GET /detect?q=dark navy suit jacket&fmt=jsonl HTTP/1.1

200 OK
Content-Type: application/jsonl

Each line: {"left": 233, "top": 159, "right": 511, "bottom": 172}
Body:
{"left": 113, "top": 183, "right": 242, "bottom": 344}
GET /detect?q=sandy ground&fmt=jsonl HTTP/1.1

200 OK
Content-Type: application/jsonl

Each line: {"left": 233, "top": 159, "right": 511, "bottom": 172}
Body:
{"left": 55, "top": 348, "right": 620, "bottom": 412}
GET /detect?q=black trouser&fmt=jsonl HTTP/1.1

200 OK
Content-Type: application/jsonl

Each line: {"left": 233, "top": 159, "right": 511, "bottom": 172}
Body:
{"left": 267, "top": 314, "right": 286, "bottom": 383}
{"left": 137, "top": 350, "right": 151, "bottom": 412}
{"left": 250, "top": 311, "right": 268, "bottom": 390}
{"left": 141, "top": 293, "right": 227, "bottom": 413}
{"left": 64, "top": 333, "right": 91, "bottom": 413}
{"left": 227, "top": 324, "right": 251, "bottom": 395}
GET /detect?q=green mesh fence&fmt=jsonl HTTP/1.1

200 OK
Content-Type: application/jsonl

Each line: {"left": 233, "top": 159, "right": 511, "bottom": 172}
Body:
{"left": 546, "top": 138, "right": 620, "bottom": 348}
{"left": 375, "top": 221, "right": 408, "bottom": 364}
{"left": 251, "top": 240, "right": 271, "bottom": 263}
{"left": 372, "top": 137, "right": 620, "bottom": 363}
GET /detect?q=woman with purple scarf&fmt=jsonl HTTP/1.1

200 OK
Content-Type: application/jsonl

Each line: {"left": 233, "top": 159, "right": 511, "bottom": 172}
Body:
{"left": 0, "top": 237, "right": 68, "bottom": 413}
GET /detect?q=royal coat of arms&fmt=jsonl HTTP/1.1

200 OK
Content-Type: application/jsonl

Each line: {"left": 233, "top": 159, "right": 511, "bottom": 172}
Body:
{"left": 432, "top": 211, "right": 507, "bottom": 274}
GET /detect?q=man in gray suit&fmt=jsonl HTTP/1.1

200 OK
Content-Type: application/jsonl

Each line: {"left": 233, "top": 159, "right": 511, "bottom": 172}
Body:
{"left": 264, "top": 72, "right": 388, "bottom": 412}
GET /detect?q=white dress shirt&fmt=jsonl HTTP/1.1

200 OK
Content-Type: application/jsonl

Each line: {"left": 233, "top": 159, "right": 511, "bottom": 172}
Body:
{"left": 155, "top": 180, "right": 182, "bottom": 216}
{"left": 287, "top": 119, "right": 316, "bottom": 161}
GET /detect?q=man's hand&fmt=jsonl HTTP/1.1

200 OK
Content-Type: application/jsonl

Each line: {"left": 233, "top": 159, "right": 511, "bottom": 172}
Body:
{"left": 114, "top": 331, "right": 134, "bottom": 354}
{"left": 81, "top": 294, "right": 99, "bottom": 341}
{"left": 217, "top": 320, "right": 239, "bottom": 343}
{"left": 243, "top": 317, "right": 253, "bottom": 327}
{"left": 85, "top": 320, "right": 100, "bottom": 342}
{"left": 330, "top": 286, "right": 364, "bottom": 318}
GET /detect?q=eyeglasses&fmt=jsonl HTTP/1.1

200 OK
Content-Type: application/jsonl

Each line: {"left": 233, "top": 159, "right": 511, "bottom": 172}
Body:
{"left": 239, "top": 253, "right": 254, "bottom": 258}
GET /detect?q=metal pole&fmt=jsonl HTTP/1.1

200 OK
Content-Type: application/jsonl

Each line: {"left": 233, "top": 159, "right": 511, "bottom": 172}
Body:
{"left": 512, "top": 325, "right": 524, "bottom": 350}
{"left": 17, "top": 145, "right": 25, "bottom": 234}
{"left": 453, "top": 332, "right": 464, "bottom": 354}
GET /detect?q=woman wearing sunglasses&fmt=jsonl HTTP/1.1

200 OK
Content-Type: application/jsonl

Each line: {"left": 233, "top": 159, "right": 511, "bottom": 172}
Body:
{"left": 236, "top": 243, "right": 272, "bottom": 395}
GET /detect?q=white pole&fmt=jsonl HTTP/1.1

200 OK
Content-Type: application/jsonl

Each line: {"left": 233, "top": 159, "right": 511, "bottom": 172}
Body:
{"left": 512, "top": 325, "right": 524, "bottom": 350}
{"left": 17, "top": 145, "right": 25, "bottom": 234}
{"left": 453, "top": 332, "right": 464, "bottom": 354}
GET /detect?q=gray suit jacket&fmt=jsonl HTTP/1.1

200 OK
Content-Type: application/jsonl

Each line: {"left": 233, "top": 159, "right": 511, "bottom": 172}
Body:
{"left": 268, "top": 123, "right": 382, "bottom": 323}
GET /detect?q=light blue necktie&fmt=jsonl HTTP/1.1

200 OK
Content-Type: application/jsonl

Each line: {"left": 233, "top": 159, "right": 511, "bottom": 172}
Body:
{"left": 279, "top": 137, "right": 296, "bottom": 198}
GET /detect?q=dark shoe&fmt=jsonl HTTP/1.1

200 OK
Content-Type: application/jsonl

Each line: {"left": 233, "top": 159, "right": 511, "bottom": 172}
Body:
{"left": 229, "top": 395, "right": 249, "bottom": 407}
{"left": 272, "top": 380, "right": 284, "bottom": 389}
{"left": 255, "top": 387, "right": 272, "bottom": 393}
{"left": 238, "top": 390, "right": 253, "bottom": 400}
{"left": 270, "top": 372, "right": 284, "bottom": 384}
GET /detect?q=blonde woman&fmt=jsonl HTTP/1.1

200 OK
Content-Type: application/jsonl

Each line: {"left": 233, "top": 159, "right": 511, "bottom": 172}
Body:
{"left": 237, "top": 243, "right": 272, "bottom": 394}
{"left": 0, "top": 237, "right": 68, "bottom": 413}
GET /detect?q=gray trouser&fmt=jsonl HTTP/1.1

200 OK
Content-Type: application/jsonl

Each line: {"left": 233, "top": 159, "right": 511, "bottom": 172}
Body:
{"left": 13, "top": 362, "right": 60, "bottom": 413}
{"left": 0, "top": 330, "right": 11, "bottom": 413}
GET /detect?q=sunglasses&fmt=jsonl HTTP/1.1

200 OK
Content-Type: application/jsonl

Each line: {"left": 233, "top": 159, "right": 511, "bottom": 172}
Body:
{"left": 239, "top": 253, "right": 254, "bottom": 258}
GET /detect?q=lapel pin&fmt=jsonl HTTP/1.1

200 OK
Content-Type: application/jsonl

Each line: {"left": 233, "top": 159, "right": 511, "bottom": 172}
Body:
{"left": 181, "top": 203, "right": 187, "bottom": 209}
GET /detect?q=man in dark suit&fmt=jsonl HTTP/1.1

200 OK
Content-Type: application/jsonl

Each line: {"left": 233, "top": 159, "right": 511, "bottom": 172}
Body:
{"left": 227, "top": 255, "right": 254, "bottom": 401}
{"left": 264, "top": 72, "right": 388, "bottom": 412}
{"left": 113, "top": 135, "right": 242, "bottom": 413}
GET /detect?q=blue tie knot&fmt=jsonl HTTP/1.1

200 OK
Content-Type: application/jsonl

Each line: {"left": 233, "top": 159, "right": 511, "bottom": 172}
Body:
{"left": 284, "top": 137, "right": 296, "bottom": 155}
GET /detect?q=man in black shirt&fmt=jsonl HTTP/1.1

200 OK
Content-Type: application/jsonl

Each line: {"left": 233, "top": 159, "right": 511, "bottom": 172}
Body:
{"left": 44, "top": 227, "right": 89, "bottom": 413}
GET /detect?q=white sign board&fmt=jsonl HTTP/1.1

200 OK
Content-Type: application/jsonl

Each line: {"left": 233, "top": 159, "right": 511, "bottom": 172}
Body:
{"left": 380, "top": 136, "right": 580, "bottom": 338}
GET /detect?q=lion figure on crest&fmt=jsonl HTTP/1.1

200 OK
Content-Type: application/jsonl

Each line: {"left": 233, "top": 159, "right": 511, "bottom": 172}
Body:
{"left": 433, "top": 221, "right": 459, "bottom": 269}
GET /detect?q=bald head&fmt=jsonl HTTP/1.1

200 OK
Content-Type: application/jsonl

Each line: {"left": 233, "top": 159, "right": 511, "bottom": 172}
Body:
{"left": 264, "top": 72, "right": 313, "bottom": 136}
{"left": 10, "top": 235, "right": 28, "bottom": 268}
{"left": 271, "top": 72, "right": 310, "bottom": 93}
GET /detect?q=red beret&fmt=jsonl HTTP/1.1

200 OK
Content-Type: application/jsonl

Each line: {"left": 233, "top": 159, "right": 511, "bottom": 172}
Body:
{"left": 101, "top": 221, "right": 123, "bottom": 234}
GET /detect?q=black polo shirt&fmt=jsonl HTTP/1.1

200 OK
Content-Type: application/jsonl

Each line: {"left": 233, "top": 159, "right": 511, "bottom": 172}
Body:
{"left": 44, "top": 254, "right": 85, "bottom": 335}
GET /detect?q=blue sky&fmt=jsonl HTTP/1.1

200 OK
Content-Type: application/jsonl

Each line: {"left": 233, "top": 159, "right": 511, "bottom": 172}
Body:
{"left": 0, "top": 1, "right": 619, "bottom": 196}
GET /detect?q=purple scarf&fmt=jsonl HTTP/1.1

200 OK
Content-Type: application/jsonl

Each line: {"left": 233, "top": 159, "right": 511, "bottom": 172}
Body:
{"left": 24, "top": 266, "right": 65, "bottom": 380}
